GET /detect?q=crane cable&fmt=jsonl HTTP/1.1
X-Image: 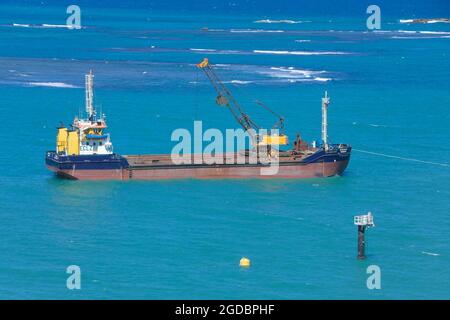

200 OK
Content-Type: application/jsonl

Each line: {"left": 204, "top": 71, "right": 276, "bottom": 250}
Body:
{"left": 193, "top": 68, "right": 199, "bottom": 120}
{"left": 255, "top": 100, "right": 285, "bottom": 132}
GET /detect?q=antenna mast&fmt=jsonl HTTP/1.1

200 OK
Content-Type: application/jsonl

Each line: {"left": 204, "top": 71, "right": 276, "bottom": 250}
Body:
{"left": 322, "top": 91, "right": 329, "bottom": 150}
{"left": 85, "top": 70, "right": 95, "bottom": 120}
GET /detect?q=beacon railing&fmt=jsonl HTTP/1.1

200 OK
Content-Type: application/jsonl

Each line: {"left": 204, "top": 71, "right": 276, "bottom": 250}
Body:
{"left": 354, "top": 212, "right": 374, "bottom": 226}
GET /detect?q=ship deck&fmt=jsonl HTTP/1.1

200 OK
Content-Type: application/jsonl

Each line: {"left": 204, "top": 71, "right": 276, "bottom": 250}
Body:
{"left": 123, "top": 149, "right": 317, "bottom": 168}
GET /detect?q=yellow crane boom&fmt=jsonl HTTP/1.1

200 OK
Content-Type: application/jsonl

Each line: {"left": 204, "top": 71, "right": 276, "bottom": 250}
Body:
{"left": 196, "top": 58, "right": 288, "bottom": 146}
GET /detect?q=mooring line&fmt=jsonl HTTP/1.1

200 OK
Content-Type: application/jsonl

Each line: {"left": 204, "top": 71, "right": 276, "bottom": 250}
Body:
{"left": 353, "top": 148, "right": 450, "bottom": 167}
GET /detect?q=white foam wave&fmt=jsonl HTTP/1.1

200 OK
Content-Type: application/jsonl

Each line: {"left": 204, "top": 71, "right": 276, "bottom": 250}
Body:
{"left": 419, "top": 31, "right": 450, "bottom": 35}
{"left": 374, "top": 30, "right": 450, "bottom": 36}
{"left": 12, "top": 23, "right": 84, "bottom": 29}
{"left": 179, "top": 47, "right": 351, "bottom": 57}
{"left": 314, "top": 77, "right": 331, "bottom": 82}
{"left": 42, "top": 24, "right": 72, "bottom": 28}
{"left": 422, "top": 251, "right": 440, "bottom": 256}
{"left": 295, "top": 39, "right": 311, "bottom": 43}
{"left": 230, "top": 29, "right": 285, "bottom": 33}
{"left": 27, "top": 82, "right": 78, "bottom": 88}
{"left": 401, "top": 18, "right": 450, "bottom": 24}
{"left": 429, "top": 19, "right": 450, "bottom": 24}
{"left": 391, "top": 36, "right": 442, "bottom": 39}
{"left": 190, "top": 48, "right": 216, "bottom": 52}
{"left": 13, "top": 23, "right": 30, "bottom": 28}
{"left": 390, "top": 30, "right": 450, "bottom": 39}
{"left": 284, "top": 78, "right": 331, "bottom": 83}
{"left": 257, "top": 66, "right": 331, "bottom": 83}
{"left": 269, "top": 66, "right": 321, "bottom": 78}
{"left": 189, "top": 48, "right": 241, "bottom": 54}
{"left": 223, "top": 80, "right": 253, "bottom": 84}
{"left": 253, "top": 49, "right": 348, "bottom": 55}
{"left": 254, "top": 19, "right": 309, "bottom": 24}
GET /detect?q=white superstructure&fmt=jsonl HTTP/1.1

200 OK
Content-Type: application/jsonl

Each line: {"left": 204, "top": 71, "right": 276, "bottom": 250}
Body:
{"left": 72, "top": 70, "right": 113, "bottom": 155}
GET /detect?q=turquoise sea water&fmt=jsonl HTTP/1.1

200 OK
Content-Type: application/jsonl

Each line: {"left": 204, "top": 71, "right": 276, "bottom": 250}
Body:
{"left": 0, "top": 1, "right": 449, "bottom": 299}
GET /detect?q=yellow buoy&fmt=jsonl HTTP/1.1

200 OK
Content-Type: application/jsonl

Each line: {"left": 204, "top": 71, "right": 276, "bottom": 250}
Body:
{"left": 239, "top": 257, "right": 251, "bottom": 267}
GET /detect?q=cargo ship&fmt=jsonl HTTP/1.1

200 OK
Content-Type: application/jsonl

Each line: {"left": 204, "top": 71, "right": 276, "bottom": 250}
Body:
{"left": 45, "top": 59, "right": 351, "bottom": 180}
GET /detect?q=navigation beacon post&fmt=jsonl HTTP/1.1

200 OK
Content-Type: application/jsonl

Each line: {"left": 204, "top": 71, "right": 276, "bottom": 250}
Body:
{"left": 353, "top": 212, "right": 375, "bottom": 260}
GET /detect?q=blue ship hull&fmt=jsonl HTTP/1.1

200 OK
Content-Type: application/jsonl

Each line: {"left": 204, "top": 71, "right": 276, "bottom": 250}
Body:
{"left": 45, "top": 152, "right": 129, "bottom": 170}
{"left": 45, "top": 145, "right": 351, "bottom": 180}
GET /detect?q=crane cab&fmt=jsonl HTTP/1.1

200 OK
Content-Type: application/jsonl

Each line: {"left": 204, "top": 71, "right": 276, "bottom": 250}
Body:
{"left": 257, "top": 134, "right": 289, "bottom": 146}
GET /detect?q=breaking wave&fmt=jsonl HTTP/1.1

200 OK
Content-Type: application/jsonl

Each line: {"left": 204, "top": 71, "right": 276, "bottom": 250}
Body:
{"left": 0, "top": 57, "right": 337, "bottom": 89}
{"left": 418, "top": 30, "right": 450, "bottom": 35}
{"left": 189, "top": 48, "right": 241, "bottom": 54}
{"left": 223, "top": 80, "right": 253, "bottom": 85}
{"left": 313, "top": 77, "right": 331, "bottom": 82}
{"left": 268, "top": 66, "right": 322, "bottom": 78}
{"left": 389, "top": 30, "right": 450, "bottom": 39}
{"left": 256, "top": 66, "right": 332, "bottom": 83}
{"left": 422, "top": 251, "right": 440, "bottom": 256}
{"left": 253, "top": 50, "right": 349, "bottom": 55}
{"left": 189, "top": 63, "right": 335, "bottom": 85}
{"left": 400, "top": 18, "right": 450, "bottom": 24}
{"left": 230, "top": 29, "right": 285, "bottom": 33}
{"left": 392, "top": 36, "right": 442, "bottom": 39}
{"left": 188, "top": 48, "right": 350, "bottom": 56}
{"left": 253, "top": 19, "right": 310, "bottom": 24}
{"left": 11, "top": 23, "right": 85, "bottom": 29}
{"left": 190, "top": 48, "right": 216, "bottom": 52}
{"left": 27, "top": 82, "right": 78, "bottom": 88}
{"left": 42, "top": 24, "right": 74, "bottom": 28}
{"left": 12, "top": 23, "right": 30, "bottom": 28}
